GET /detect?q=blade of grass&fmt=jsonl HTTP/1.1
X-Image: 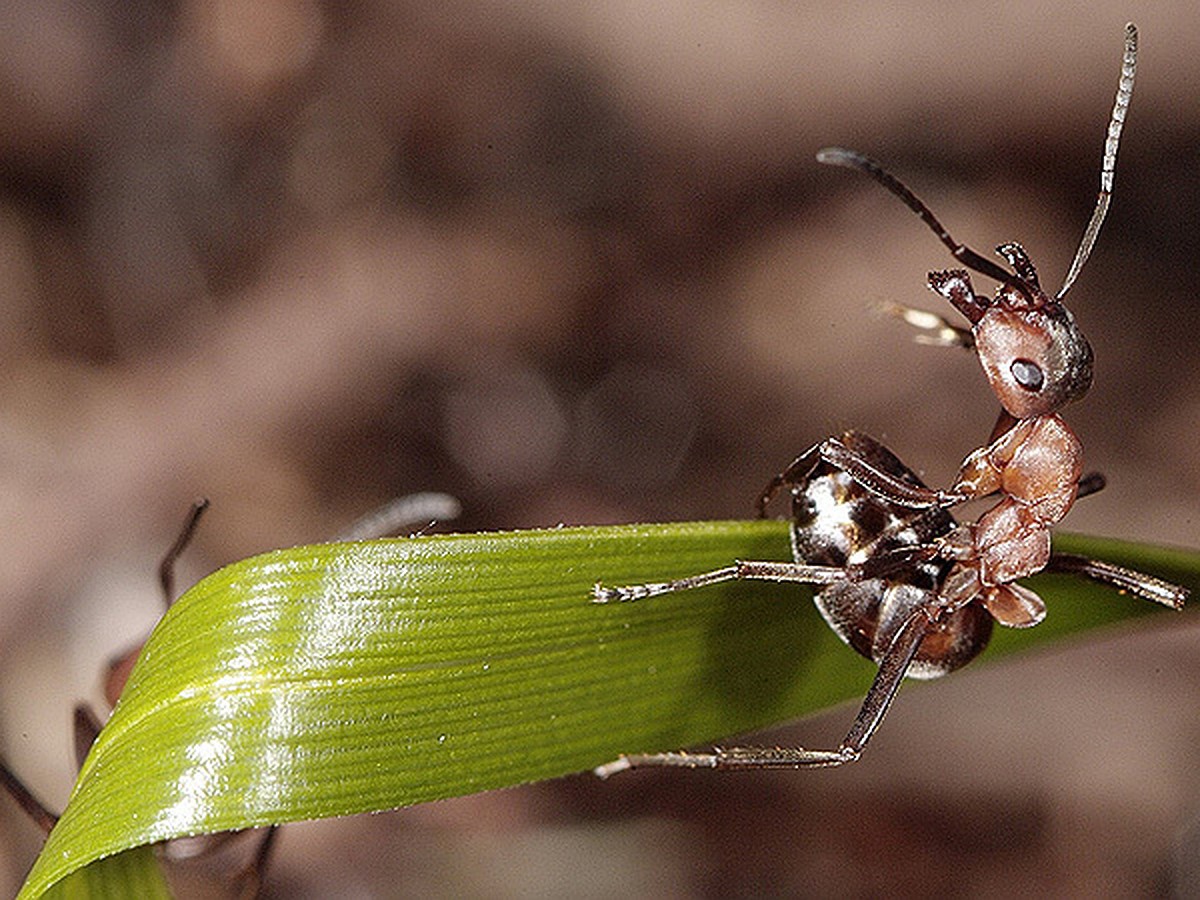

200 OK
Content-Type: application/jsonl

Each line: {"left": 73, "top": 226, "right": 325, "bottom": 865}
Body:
{"left": 18, "top": 521, "right": 1199, "bottom": 897}
{"left": 40, "top": 845, "right": 171, "bottom": 900}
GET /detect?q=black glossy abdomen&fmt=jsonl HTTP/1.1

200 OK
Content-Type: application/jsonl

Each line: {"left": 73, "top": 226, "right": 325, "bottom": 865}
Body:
{"left": 793, "top": 431, "right": 993, "bottom": 679}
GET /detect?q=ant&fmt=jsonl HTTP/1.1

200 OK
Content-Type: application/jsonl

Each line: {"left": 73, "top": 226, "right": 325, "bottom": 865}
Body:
{"left": 592, "top": 23, "right": 1188, "bottom": 774}
{"left": 1, "top": 492, "right": 460, "bottom": 895}
{"left": 0, "top": 500, "right": 277, "bottom": 898}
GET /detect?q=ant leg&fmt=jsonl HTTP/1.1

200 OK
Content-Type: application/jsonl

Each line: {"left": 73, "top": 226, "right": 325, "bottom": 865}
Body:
{"left": 879, "top": 301, "right": 974, "bottom": 349}
{"left": 755, "top": 445, "right": 823, "bottom": 518}
{"left": 1076, "top": 471, "right": 1106, "bottom": 500}
{"left": 595, "top": 608, "right": 932, "bottom": 776}
{"left": 73, "top": 704, "right": 103, "bottom": 770}
{"left": 851, "top": 542, "right": 945, "bottom": 580}
{"left": 1045, "top": 553, "right": 1188, "bottom": 610}
{"left": 593, "top": 559, "right": 848, "bottom": 604}
{"left": 334, "top": 492, "right": 461, "bottom": 541}
{"left": 159, "top": 499, "right": 210, "bottom": 607}
{"left": 0, "top": 759, "right": 58, "bottom": 835}
{"left": 595, "top": 539, "right": 951, "bottom": 605}
{"left": 757, "top": 438, "right": 967, "bottom": 518}
{"left": 819, "top": 437, "right": 969, "bottom": 509}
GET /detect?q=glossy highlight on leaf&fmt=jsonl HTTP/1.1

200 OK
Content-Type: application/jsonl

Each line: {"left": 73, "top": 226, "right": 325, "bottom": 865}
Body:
{"left": 18, "top": 522, "right": 1199, "bottom": 897}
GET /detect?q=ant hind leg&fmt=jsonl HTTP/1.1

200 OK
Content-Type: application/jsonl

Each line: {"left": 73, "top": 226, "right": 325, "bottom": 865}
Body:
{"left": 756, "top": 436, "right": 967, "bottom": 519}
{"left": 1045, "top": 553, "right": 1187, "bottom": 610}
{"left": 593, "top": 559, "right": 850, "bottom": 604}
{"left": 595, "top": 608, "right": 933, "bottom": 776}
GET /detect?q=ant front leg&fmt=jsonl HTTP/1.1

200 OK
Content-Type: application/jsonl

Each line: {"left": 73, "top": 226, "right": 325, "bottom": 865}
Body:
{"left": 814, "top": 438, "right": 970, "bottom": 510}
{"left": 1045, "top": 553, "right": 1188, "bottom": 610}
{"left": 755, "top": 442, "right": 825, "bottom": 517}
{"left": 880, "top": 301, "right": 975, "bottom": 349}
{"left": 593, "top": 559, "right": 849, "bottom": 604}
{"left": 595, "top": 607, "right": 934, "bottom": 776}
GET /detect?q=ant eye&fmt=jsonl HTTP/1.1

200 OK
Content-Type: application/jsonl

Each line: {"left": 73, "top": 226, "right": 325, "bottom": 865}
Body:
{"left": 1010, "top": 359, "right": 1044, "bottom": 391}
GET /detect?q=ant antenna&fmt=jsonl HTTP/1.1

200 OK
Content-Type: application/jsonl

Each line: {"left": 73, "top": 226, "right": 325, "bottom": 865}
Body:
{"left": 818, "top": 24, "right": 1138, "bottom": 307}
{"left": 816, "top": 148, "right": 1036, "bottom": 304}
{"left": 158, "top": 499, "right": 210, "bottom": 605}
{"left": 1057, "top": 22, "right": 1137, "bottom": 299}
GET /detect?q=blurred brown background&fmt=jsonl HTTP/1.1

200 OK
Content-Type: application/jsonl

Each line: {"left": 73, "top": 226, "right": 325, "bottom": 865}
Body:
{"left": 1, "top": 1, "right": 1198, "bottom": 896}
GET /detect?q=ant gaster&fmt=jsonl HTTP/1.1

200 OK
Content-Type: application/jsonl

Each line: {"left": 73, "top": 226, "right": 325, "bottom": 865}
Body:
{"left": 592, "top": 23, "right": 1188, "bottom": 774}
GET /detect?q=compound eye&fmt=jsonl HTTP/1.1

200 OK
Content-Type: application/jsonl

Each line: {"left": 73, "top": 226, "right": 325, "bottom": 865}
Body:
{"left": 1010, "top": 358, "right": 1044, "bottom": 391}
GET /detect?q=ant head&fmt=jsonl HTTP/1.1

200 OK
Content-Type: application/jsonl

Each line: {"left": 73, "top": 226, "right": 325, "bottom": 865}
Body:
{"left": 817, "top": 24, "right": 1136, "bottom": 418}
{"left": 974, "top": 300, "right": 1093, "bottom": 419}
{"left": 930, "top": 242, "right": 1095, "bottom": 419}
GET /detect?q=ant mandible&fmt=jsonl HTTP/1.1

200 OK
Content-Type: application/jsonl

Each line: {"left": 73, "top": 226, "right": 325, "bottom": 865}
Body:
{"left": 592, "top": 23, "right": 1188, "bottom": 774}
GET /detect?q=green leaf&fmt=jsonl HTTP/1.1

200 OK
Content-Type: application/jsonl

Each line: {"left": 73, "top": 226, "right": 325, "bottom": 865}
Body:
{"left": 40, "top": 845, "right": 171, "bottom": 900}
{"left": 17, "top": 521, "right": 1198, "bottom": 897}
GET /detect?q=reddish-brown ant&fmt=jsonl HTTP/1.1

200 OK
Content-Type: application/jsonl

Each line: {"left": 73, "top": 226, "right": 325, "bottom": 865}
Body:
{"left": 593, "top": 23, "right": 1188, "bottom": 774}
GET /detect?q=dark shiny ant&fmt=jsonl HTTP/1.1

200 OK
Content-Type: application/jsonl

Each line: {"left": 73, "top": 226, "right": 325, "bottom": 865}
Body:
{"left": 0, "top": 500, "right": 278, "bottom": 897}
{"left": 1, "top": 493, "right": 460, "bottom": 894}
{"left": 592, "top": 23, "right": 1188, "bottom": 774}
